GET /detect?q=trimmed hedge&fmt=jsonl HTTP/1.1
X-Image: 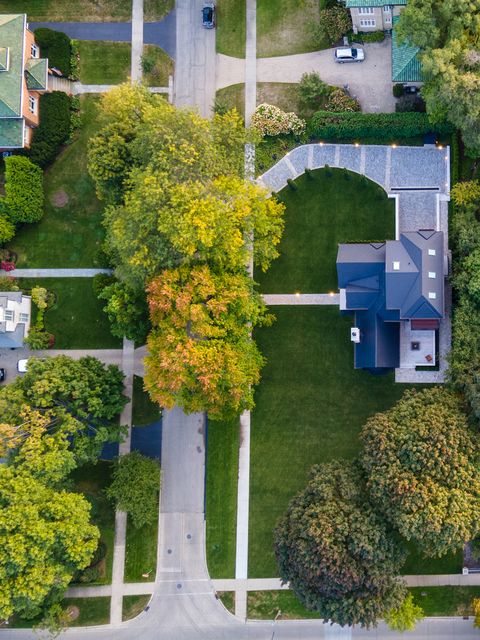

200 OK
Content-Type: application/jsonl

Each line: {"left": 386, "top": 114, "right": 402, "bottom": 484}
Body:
{"left": 28, "top": 92, "right": 72, "bottom": 167}
{"left": 4, "top": 156, "right": 44, "bottom": 224}
{"left": 34, "top": 28, "right": 72, "bottom": 76}
{"left": 308, "top": 112, "right": 454, "bottom": 141}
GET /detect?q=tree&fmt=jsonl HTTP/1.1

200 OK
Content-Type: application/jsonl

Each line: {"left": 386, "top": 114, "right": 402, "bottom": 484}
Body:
{"left": 0, "top": 213, "right": 15, "bottom": 244}
{"left": 144, "top": 265, "right": 272, "bottom": 418}
{"left": 0, "top": 408, "right": 99, "bottom": 621}
{"left": 473, "top": 597, "right": 480, "bottom": 628}
{"left": 297, "top": 72, "right": 331, "bottom": 110}
{"left": 3, "top": 156, "right": 44, "bottom": 224}
{"left": 106, "top": 452, "right": 160, "bottom": 528}
{"left": 451, "top": 180, "right": 480, "bottom": 208}
{"left": 274, "top": 460, "right": 406, "bottom": 628}
{"left": 97, "top": 279, "right": 150, "bottom": 343}
{"left": 385, "top": 594, "right": 424, "bottom": 632}
{"left": 361, "top": 388, "right": 480, "bottom": 557}
{"left": 0, "top": 355, "right": 128, "bottom": 463}
{"left": 314, "top": 6, "right": 352, "bottom": 46}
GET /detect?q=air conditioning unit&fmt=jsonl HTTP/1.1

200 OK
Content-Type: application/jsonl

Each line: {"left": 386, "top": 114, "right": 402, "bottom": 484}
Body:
{"left": 351, "top": 328, "right": 361, "bottom": 343}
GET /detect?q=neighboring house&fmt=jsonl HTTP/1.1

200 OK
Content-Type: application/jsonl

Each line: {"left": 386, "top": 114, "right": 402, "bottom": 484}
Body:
{"left": 0, "top": 14, "right": 48, "bottom": 150}
{"left": 344, "top": 0, "right": 407, "bottom": 33}
{"left": 0, "top": 291, "right": 31, "bottom": 348}
{"left": 391, "top": 15, "right": 423, "bottom": 83}
{"left": 337, "top": 230, "right": 445, "bottom": 372}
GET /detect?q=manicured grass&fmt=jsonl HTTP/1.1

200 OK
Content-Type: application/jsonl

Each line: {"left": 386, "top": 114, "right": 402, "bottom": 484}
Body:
{"left": 216, "top": 83, "right": 303, "bottom": 121}
{"left": 63, "top": 597, "right": 111, "bottom": 626}
{"left": 132, "top": 375, "right": 161, "bottom": 426}
{"left": 410, "top": 587, "right": 480, "bottom": 617}
{"left": 19, "top": 278, "right": 122, "bottom": 349}
{"left": 248, "top": 590, "right": 319, "bottom": 620}
{"left": 257, "top": 0, "right": 327, "bottom": 57}
{"left": 248, "top": 306, "right": 409, "bottom": 577}
{"left": 77, "top": 41, "right": 131, "bottom": 84}
{"left": 402, "top": 540, "right": 463, "bottom": 575}
{"left": 216, "top": 0, "right": 246, "bottom": 58}
{"left": 70, "top": 462, "right": 115, "bottom": 584}
{"left": 124, "top": 507, "right": 159, "bottom": 583}
{"left": 9, "top": 96, "right": 105, "bottom": 268}
{"left": 0, "top": 0, "right": 173, "bottom": 21}
{"left": 255, "top": 169, "right": 395, "bottom": 294}
{"left": 216, "top": 84, "right": 245, "bottom": 118}
{"left": 206, "top": 417, "right": 240, "bottom": 578}
{"left": 143, "top": 45, "right": 174, "bottom": 86}
{"left": 122, "top": 595, "right": 151, "bottom": 621}
{"left": 218, "top": 592, "right": 235, "bottom": 614}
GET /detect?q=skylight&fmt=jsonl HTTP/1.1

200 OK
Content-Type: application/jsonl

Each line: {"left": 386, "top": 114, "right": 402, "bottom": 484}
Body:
{"left": 428, "top": 292, "right": 436, "bottom": 299}
{"left": 428, "top": 272, "right": 436, "bottom": 279}
{"left": 428, "top": 249, "right": 436, "bottom": 256}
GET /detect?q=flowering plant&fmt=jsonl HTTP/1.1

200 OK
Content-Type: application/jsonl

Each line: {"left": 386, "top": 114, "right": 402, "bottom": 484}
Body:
{"left": 1, "top": 261, "right": 15, "bottom": 272}
{"left": 251, "top": 103, "right": 306, "bottom": 137}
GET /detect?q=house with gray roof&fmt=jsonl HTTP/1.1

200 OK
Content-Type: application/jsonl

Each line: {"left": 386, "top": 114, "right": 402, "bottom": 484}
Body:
{"left": 0, "top": 291, "right": 32, "bottom": 347}
{"left": 337, "top": 230, "right": 444, "bottom": 372}
{"left": 0, "top": 14, "right": 48, "bottom": 150}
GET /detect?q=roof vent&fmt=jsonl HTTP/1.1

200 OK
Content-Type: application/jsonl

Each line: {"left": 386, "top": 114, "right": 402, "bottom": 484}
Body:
{"left": 428, "top": 272, "right": 436, "bottom": 279}
{"left": 393, "top": 261, "right": 400, "bottom": 271}
{"left": 351, "top": 328, "right": 361, "bottom": 343}
{"left": 428, "top": 249, "right": 436, "bottom": 256}
{"left": 428, "top": 291, "right": 436, "bottom": 300}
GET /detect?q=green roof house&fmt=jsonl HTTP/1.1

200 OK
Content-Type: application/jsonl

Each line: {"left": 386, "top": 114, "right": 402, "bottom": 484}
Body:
{"left": 0, "top": 14, "right": 48, "bottom": 150}
{"left": 344, "top": 0, "right": 407, "bottom": 33}
{"left": 391, "top": 15, "right": 424, "bottom": 82}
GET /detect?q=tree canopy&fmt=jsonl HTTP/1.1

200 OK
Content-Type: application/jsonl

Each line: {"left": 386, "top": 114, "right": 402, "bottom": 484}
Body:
{"left": 360, "top": 388, "right": 480, "bottom": 557}
{"left": 144, "top": 264, "right": 271, "bottom": 418}
{"left": 274, "top": 460, "right": 406, "bottom": 628}
{"left": 0, "top": 408, "right": 99, "bottom": 621}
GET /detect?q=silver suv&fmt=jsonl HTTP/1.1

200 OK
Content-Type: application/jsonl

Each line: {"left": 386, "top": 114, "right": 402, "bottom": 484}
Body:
{"left": 334, "top": 47, "right": 365, "bottom": 63}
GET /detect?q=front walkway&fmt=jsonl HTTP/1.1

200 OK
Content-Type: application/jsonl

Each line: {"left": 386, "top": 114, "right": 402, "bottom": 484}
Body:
{"left": 263, "top": 293, "right": 340, "bottom": 305}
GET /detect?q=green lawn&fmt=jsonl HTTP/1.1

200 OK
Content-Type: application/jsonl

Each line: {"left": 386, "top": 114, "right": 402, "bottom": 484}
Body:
{"left": 216, "top": 82, "right": 304, "bottom": 121}
{"left": 206, "top": 417, "right": 240, "bottom": 578}
{"left": 124, "top": 507, "right": 159, "bottom": 582}
{"left": 143, "top": 45, "right": 174, "bottom": 87}
{"left": 122, "top": 595, "right": 151, "bottom": 621}
{"left": 76, "top": 41, "right": 131, "bottom": 84}
{"left": 19, "top": 278, "right": 122, "bottom": 349}
{"left": 257, "top": 0, "right": 327, "bottom": 57}
{"left": 248, "top": 590, "right": 319, "bottom": 620}
{"left": 9, "top": 597, "right": 111, "bottom": 628}
{"left": 216, "top": 0, "right": 246, "bottom": 58}
{"left": 410, "top": 587, "right": 480, "bottom": 617}
{"left": 132, "top": 375, "right": 162, "bottom": 426}
{"left": 70, "top": 462, "right": 115, "bottom": 584}
{"left": 249, "top": 306, "right": 409, "bottom": 577}
{"left": 0, "top": 0, "right": 173, "bottom": 21}
{"left": 9, "top": 96, "right": 105, "bottom": 268}
{"left": 218, "top": 592, "right": 235, "bottom": 614}
{"left": 402, "top": 541, "right": 462, "bottom": 575}
{"left": 255, "top": 169, "right": 395, "bottom": 294}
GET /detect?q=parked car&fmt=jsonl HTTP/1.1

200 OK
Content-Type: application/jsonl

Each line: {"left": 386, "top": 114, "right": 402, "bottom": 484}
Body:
{"left": 17, "top": 358, "right": 28, "bottom": 373}
{"left": 334, "top": 47, "right": 365, "bottom": 63}
{"left": 404, "top": 85, "right": 420, "bottom": 94}
{"left": 202, "top": 3, "right": 215, "bottom": 28}
{"left": 0, "top": 368, "right": 6, "bottom": 382}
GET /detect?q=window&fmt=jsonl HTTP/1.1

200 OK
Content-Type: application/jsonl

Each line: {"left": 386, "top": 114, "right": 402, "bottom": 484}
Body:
{"left": 428, "top": 248, "right": 436, "bottom": 256}
{"left": 428, "top": 292, "right": 437, "bottom": 300}
{"left": 383, "top": 5, "right": 391, "bottom": 12}
{"left": 428, "top": 272, "right": 436, "bottom": 279}
{"left": 358, "top": 7, "right": 374, "bottom": 14}
{"left": 393, "top": 261, "right": 400, "bottom": 271}
{"left": 28, "top": 95, "right": 37, "bottom": 114}
{"left": 385, "top": 15, "right": 391, "bottom": 22}
{"left": 360, "top": 18, "right": 376, "bottom": 27}
{"left": 4, "top": 309, "right": 14, "bottom": 322}
{"left": 19, "top": 312, "right": 29, "bottom": 323}
{"left": 30, "top": 43, "right": 39, "bottom": 58}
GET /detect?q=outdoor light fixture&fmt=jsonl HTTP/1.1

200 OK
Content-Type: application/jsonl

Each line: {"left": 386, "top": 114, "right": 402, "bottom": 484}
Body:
{"left": 391, "top": 144, "right": 397, "bottom": 148}
{"left": 295, "top": 292, "right": 300, "bottom": 297}
{"left": 354, "top": 142, "right": 359, "bottom": 147}
{"left": 438, "top": 145, "right": 443, "bottom": 149}
{"left": 319, "top": 142, "right": 324, "bottom": 146}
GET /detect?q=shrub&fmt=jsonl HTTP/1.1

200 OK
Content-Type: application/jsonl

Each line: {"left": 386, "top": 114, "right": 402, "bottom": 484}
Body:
{"left": 34, "top": 28, "right": 72, "bottom": 76}
{"left": 358, "top": 31, "right": 385, "bottom": 43}
{"left": 0, "top": 276, "right": 18, "bottom": 291}
{"left": 308, "top": 111, "right": 453, "bottom": 141}
{"left": 287, "top": 178, "right": 298, "bottom": 190}
{"left": 69, "top": 39, "right": 80, "bottom": 80}
{"left": 78, "top": 566, "right": 100, "bottom": 583}
{"left": 324, "top": 88, "right": 360, "bottom": 113}
{"left": 4, "top": 156, "right": 43, "bottom": 224}
{"left": 24, "top": 327, "right": 52, "bottom": 350}
{"left": 92, "top": 273, "right": 116, "bottom": 297}
{"left": 297, "top": 72, "right": 331, "bottom": 109}
{"left": 28, "top": 92, "right": 72, "bottom": 167}
{"left": 0, "top": 214, "right": 15, "bottom": 244}
{"left": 0, "top": 260, "right": 14, "bottom": 272}
{"left": 31, "top": 286, "right": 49, "bottom": 310}
{"left": 393, "top": 84, "right": 404, "bottom": 98}
{"left": 315, "top": 6, "right": 352, "bottom": 45}
{"left": 251, "top": 103, "right": 306, "bottom": 137}
{"left": 141, "top": 50, "right": 156, "bottom": 74}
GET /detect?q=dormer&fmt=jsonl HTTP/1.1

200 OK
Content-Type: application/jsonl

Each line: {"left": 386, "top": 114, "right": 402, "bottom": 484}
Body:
{"left": 0, "top": 47, "right": 9, "bottom": 72}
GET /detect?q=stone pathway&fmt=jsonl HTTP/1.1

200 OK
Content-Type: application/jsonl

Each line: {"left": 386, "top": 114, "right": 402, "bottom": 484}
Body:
{"left": 131, "top": 0, "right": 144, "bottom": 82}
{"left": 10, "top": 268, "right": 112, "bottom": 277}
{"left": 263, "top": 294, "right": 340, "bottom": 305}
{"left": 73, "top": 83, "right": 170, "bottom": 95}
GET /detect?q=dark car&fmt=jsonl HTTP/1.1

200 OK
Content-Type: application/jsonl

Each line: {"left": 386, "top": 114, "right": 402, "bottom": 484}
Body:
{"left": 0, "top": 368, "right": 6, "bottom": 382}
{"left": 202, "top": 3, "right": 215, "bottom": 28}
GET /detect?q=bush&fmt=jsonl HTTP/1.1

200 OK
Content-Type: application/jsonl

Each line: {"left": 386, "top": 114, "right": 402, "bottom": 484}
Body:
{"left": 4, "top": 156, "right": 43, "bottom": 224}
{"left": 70, "top": 39, "right": 80, "bottom": 80}
{"left": 308, "top": 111, "right": 453, "bottom": 141}
{"left": 78, "top": 566, "right": 100, "bottom": 583}
{"left": 0, "top": 276, "right": 18, "bottom": 291}
{"left": 287, "top": 178, "right": 298, "bottom": 190}
{"left": 34, "top": 28, "right": 72, "bottom": 76}
{"left": 297, "top": 72, "right": 331, "bottom": 109}
{"left": 314, "top": 6, "right": 352, "bottom": 45}
{"left": 24, "top": 327, "right": 52, "bottom": 350}
{"left": 28, "top": 92, "right": 72, "bottom": 167}
{"left": 0, "top": 214, "right": 15, "bottom": 244}
{"left": 393, "top": 84, "right": 404, "bottom": 98}
{"left": 324, "top": 88, "right": 360, "bottom": 113}
{"left": 251, "top": 103, "right": 306, "bottom": 137}
{"left": 31, "top": 286, "right": 49, "bottom": 310}
{"left": 395, "top": 95, "right": 426, "bottom": 113}
{"left": 357, "top": 31, "right": 385, "bottom": 43}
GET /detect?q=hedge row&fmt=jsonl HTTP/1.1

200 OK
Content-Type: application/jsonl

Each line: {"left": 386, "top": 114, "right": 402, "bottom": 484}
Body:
{"left": 28, "top": 92, "right": 72, "bottom": 167}
{"left": 308, "top": 111, "right": 454, "bottom": 140}
{"left": 4, "top": 156, "right": 43, "bottom": 224}
{"left": 34, "top": 28, "right": 72, "bottom": 76}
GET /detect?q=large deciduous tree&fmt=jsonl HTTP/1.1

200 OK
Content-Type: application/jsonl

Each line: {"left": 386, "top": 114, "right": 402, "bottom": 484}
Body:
{"left": 144, "top": 265, "right": 271, "bottom": 418}
{"left": 274, "top": 460, "right": 406, "bottom": 628}
{"left": 360, "top": 388, "right": 480, "bottom": 557}
{"left": 0, "top": 408, "right": 99, "bottom": 621}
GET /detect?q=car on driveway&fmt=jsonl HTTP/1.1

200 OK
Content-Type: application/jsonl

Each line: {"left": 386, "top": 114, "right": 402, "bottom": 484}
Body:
{"left": 202, "top": 3, "right": 215, "bottom": 28}
{"left": 334, "top": 47, "right": 365, "bottom": 63}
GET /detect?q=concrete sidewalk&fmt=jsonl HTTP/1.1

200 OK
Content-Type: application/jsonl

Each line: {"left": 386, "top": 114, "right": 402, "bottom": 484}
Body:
{"left": 10, "top": 268, "right": 112, "bottom": 277}
{"left": 263, "top": 293, "right": 340, "bottom": 305}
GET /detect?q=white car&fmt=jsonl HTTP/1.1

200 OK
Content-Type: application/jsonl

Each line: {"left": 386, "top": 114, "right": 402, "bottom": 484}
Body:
{"left": 17, "top": 358, "right": 29, "bottom": 373}
{"left": 334, "top": 47, "right": 365, "bottom": 63}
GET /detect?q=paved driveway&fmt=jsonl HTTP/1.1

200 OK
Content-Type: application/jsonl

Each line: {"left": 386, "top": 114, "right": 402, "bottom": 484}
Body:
{"left": 216, "top": 39, "right": 395, "bottom": 113}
